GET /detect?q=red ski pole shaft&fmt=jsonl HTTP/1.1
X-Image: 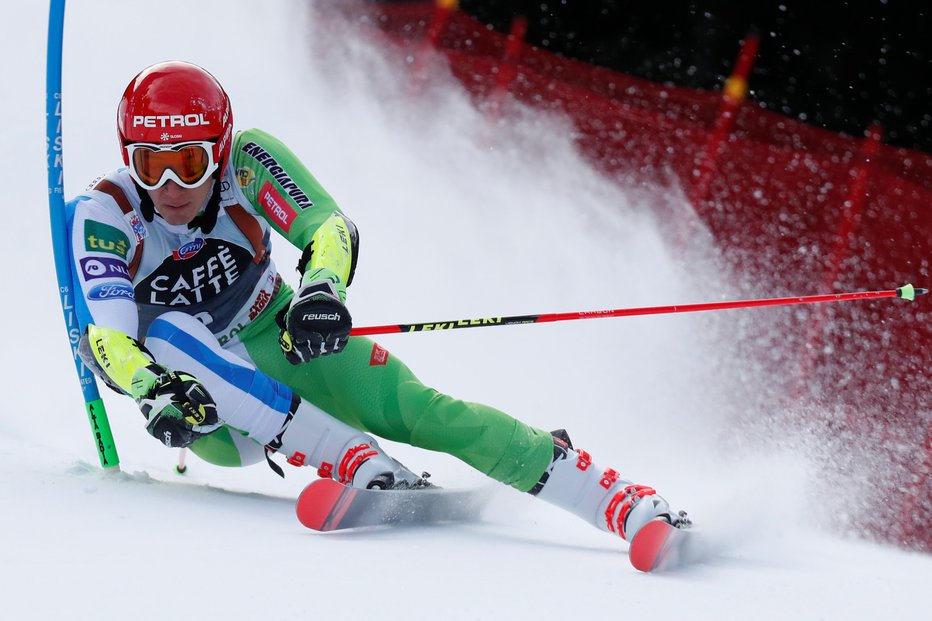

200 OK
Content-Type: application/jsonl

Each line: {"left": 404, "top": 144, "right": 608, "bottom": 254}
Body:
{"left": 350, "top": 284, "right": 926, "bottom": 336}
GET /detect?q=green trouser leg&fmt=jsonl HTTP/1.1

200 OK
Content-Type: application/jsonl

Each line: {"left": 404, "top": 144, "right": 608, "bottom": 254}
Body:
{"left": 238, "top": 293, "right": 554, "bottom": 492}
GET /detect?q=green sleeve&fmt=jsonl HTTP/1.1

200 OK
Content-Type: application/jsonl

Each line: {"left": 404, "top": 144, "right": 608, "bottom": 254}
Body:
{"left": 231, "top": 128, "right": 341, "bottom": 250}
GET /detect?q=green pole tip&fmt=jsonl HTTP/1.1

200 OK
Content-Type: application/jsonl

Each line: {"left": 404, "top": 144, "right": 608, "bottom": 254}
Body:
{"left": 896, "top": 283, "right": 927, "bottom": 301}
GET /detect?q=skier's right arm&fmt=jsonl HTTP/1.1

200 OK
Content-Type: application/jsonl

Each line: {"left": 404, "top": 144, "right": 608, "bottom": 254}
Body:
{"left": 72, "top": 200, "right": 220, "bottom": 448}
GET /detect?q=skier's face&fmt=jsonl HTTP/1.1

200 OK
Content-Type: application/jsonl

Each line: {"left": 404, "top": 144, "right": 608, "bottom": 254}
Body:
{"left": 147, "top": 179, "right": 213, "bottom": 225}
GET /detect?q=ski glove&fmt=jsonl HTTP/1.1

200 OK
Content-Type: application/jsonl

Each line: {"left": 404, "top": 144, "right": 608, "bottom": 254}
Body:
{"left": 131, "top": 364, "right": 221, "bottom": 448}
{"left": 277, "top": 267, "right": 352, "bottom": 363}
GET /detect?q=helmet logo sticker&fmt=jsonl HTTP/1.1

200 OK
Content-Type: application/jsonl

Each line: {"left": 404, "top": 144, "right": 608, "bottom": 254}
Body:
{"left": 132, "top": 114, "right": 211, "bottom": 128}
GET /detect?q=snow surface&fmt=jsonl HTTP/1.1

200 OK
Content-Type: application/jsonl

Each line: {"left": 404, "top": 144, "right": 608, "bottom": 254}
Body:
{"left": 1, "top": 1, "right": 927, "bottom": 619}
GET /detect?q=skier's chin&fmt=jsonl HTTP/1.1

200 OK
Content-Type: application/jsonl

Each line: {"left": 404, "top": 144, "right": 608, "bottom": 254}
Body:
{"left": 155, "top": 203, "right": 199, "bottom": 225}
{"left": 147, "top": 177, "right": 213, "bottom": 226}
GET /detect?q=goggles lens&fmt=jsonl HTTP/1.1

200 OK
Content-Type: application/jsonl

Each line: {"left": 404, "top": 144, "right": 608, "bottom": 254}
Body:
{"left": 127, "top": 141, "right": 216, "bottom": 190}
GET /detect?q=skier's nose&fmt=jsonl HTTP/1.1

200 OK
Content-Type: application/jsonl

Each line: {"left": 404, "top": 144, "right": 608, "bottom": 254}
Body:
{"left": 160, "top": 179, "right": 183, "bottom": 195}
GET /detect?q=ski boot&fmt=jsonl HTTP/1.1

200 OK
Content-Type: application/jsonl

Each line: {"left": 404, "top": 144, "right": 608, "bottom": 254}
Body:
{"left": 266, "top": 396, "right": 431, "bottom": 489}
{"left": 530, "top": 430, "right": 689, "bottom": 541}
{"left": 333, "top": 442, "right": 432, "bottom": 490}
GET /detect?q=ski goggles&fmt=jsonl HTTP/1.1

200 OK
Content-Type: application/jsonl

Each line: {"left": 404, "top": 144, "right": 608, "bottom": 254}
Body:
{"left": 125, "top": 141, "right": 218, "bottom": 190}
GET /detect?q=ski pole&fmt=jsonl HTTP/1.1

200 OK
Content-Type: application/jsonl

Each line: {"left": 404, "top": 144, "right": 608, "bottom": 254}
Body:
{"left": 47, "top": 0, "right": 119, "bottom": 469}
{"left": 350, "top": 283, "right": 926, "bottom": 336}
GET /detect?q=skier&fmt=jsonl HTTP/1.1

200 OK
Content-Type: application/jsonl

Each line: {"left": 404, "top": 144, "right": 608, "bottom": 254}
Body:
{"left": 72, "top": 60, "right": 689, "bottom": 544}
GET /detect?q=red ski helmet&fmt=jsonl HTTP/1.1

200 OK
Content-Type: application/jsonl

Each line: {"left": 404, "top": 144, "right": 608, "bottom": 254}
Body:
{"left": 117, "top": 61, "right": 233, "bottom": 181}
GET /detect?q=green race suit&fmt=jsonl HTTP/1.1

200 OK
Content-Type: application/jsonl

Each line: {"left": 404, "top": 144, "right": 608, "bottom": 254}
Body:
{"left": 232, "top": 130, "right": 552, "bottom": 490}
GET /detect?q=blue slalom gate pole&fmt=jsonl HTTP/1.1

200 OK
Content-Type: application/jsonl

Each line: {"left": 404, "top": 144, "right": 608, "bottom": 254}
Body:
{"left": 46, "top": 0, "right": 119, "bottom": 468}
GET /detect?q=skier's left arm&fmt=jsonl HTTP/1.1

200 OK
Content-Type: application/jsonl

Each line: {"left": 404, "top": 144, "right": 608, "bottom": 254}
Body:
{"left": 232, "top": 129, "right": 359, "bottom": 360}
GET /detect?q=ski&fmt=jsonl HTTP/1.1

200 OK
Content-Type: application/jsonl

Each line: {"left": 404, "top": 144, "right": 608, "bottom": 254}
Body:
{"left": 296, "top": 478, "right": 490, "bottom": 531}
{"left": 628, "top": 518, "right": 699, "bottom": 572}
{"left": 298, "top": 480, "right": 705, "bottom": 572}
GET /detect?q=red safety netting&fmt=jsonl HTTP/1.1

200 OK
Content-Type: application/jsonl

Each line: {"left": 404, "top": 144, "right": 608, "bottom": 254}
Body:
{"left": 327, "top": 1, "right": 931, "bottom": 551}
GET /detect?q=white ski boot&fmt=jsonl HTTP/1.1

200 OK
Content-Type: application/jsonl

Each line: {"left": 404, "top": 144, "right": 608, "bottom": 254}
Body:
{"left": 531, "top": 430, "right": 689, "bottom": 541}
{"left": 267, "top": 397, "right": 428, "bottom": 489}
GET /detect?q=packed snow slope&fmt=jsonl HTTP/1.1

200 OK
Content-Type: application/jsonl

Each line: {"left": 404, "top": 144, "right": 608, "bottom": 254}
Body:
{"left": 1, "top": 1, "right": 926, "bottom": 619}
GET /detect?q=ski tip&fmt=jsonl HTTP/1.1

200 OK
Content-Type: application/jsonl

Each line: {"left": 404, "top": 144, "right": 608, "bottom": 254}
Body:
{"left": 896, "top": 283, "right": 928, "bottom": 301}
{"left": 629, "top": 519, "right": 679, "bottom": 573}
{"left": 296, "top": 479, "right": 351, "bottom": 531}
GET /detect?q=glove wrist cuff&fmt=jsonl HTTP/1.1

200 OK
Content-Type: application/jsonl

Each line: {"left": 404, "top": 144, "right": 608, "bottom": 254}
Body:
{"left": 299, "top": 266, "right": 338, "bottom": 288}
{"left": 130, "top": 363, "right": 168, "bottom": 401}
